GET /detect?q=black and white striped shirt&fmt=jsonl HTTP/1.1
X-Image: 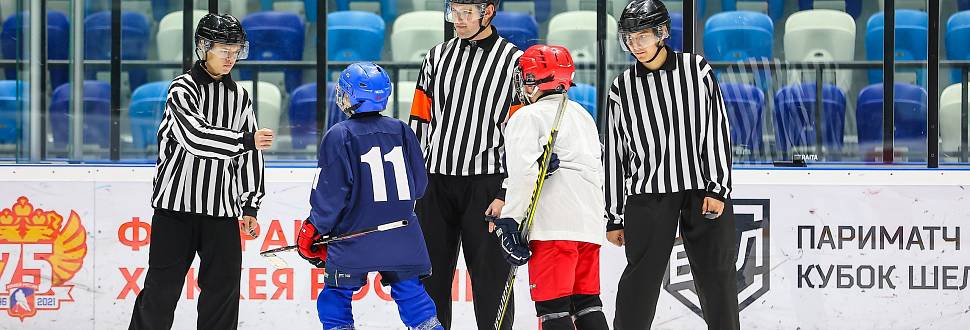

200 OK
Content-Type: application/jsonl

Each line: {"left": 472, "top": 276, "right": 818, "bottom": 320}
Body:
{"left": 604, "top": 47, "right": 732, "bottom": 231}
{"left": 151, "top": 60, "right": 265, "bottom": 218}
{"left": 409, "top": 27, "right": 522, "bottom": 176}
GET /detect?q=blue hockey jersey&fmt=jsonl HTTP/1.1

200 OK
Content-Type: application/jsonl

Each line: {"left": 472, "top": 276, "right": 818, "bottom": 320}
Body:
{"left": 309, "top": 112, "right": 431, "bottom": 275}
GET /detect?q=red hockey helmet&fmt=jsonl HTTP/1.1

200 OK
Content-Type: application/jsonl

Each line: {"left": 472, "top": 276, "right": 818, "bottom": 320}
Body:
{"left": 515, "top": 45, "right": 575, "bottom": 104}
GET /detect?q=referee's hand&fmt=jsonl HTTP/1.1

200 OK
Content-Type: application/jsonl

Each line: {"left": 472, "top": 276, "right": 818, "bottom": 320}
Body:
{"left": 701, "top": 197, "right": 724, "bottom": 219}
{"left": 255, "top": 128, "right": 274, "bottom": 150}
{"left": 240, "top": 216, "right": 259, "bottom": 239}
{"left": 607, "top": 229, "right": 625, "bottom": 247}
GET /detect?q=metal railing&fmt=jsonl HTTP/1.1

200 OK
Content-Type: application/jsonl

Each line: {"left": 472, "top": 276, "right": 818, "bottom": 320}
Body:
{"left": 0, "top": 0, "right": 963, "bottom": 167}
{"left": 2, "top": 57, "right": 967, "bottom": 163}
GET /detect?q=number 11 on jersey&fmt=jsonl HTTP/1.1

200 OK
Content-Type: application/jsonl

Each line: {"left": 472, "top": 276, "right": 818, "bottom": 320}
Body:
{"left": 361, "top": 146, "right": 410, "bottom": 202}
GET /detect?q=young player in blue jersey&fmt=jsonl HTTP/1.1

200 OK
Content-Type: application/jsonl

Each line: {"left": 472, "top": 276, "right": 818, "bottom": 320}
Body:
{"left": 296, "top": 62, "right": 443, "bottom": 330}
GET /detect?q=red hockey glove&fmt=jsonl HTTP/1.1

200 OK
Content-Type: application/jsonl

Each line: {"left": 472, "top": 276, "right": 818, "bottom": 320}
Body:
{"left": 297, "top": 219, "right": 327, "bottom": 268}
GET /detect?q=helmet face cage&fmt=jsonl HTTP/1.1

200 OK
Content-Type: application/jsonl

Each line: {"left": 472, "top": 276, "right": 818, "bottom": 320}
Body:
{"left": 445, "top": 2, "right": 487, "bottom": 23}
{"left": 196, "top": 38, "right": 250, "bottom": 60}
{"left": 512, "top": 67, "right": 534, "bottom": 105}
{"left": 335, "top": 82, "right": 357, "bottom": 117}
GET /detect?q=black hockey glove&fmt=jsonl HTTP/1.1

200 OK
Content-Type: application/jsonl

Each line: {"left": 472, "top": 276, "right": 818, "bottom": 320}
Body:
{"left": 537, "top": 146, "right": 559, "bottom": 178}
{"left": 492, "top": 217, "right": 531, "bottom": 266}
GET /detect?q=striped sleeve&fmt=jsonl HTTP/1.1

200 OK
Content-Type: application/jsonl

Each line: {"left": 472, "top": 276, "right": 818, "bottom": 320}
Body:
{"left": 409, "top": 49, "right": 434, "bottom": 152}
{"left": 699, "top": 60, "right": 732, "bottom": 201}
{"left": 604, "top": 80, "right": 628, "bottom": 231}
{"left": 166, "top": 80, "right": 255, "bottom": 159}
{"left": 235, "top": 98, "right": 265, "bottom": 217}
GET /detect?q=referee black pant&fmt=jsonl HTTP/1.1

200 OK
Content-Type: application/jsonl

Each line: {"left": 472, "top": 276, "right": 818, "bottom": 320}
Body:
{"left": 417, "top": 174, "right": 514, "bottom": 330}
{"left": 130, "top": 209, "right": 242, "bottom": 330}
{"left": 614, "top": 190, "right": 740, "bottom": 330}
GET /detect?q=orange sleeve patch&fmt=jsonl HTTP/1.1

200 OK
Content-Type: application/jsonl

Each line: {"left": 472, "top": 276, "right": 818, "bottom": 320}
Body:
{"left": 410, "top": 89, "right": 432, "bottom": 122}
{"left": 508, "top": 104, "right": 524, "bottom": 118}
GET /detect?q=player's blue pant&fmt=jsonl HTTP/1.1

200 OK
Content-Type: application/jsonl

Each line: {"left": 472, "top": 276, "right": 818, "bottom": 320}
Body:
{"left": 317, "top": 270, "right": 442, "bottom": 330}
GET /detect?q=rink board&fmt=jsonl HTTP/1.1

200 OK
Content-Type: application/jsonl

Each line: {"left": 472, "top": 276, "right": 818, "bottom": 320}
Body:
{"left": 0, "top": 166, "right": 967, "bottom": 329}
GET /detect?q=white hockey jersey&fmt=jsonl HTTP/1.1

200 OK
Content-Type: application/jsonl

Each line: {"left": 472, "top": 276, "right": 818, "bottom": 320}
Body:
{"left": 502, "top": 94, "right": 605, "bottom": 245}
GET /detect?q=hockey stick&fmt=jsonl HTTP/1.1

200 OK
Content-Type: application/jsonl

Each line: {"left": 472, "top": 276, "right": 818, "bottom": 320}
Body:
{"left": 494, "top": 94, "right": 570, "bottom": 330}
{"left": 259, "top": 219, "right": 409, "bottom": 269}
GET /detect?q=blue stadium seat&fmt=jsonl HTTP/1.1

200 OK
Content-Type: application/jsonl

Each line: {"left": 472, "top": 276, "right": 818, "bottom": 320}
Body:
{"left": 663, "top": 0, "right": 706, "bottom": 17}
{"left": 856, "top": 83, "right": 928, "bottom": 152}
{"left": 151, "top": 0, "right": 169, "bottom": 22}
{"left": 704, "top": 11, "right": 773, "bottom": 62}
{"left": 704, "top": 11, "right": 773, "bottom": 87}
{"left": 332, "top": 0, "right": 398, "bottom": 26}
{"left": 1, "top": 11, "right": 70, "bottom": 89}
{"left": 50, "top": 81, "right": 112, "bottom": 148}
{"left": 669, "top": 12, "right": 684, "bottom": 52}
{"left": 493, "top": 12, "right": 539, "bottom": 50}
{"left": 241, "top": 11, "right": 305, "bottom": 93}
{"left": 946, "top": 11, "right": 970, "bottom": 83}
{"left": 865, "top": 10, "right": 928, "bottom": 83}
{"left": 84, "top": 11, "right": 151, "bottom": 90}
{"left": 567, "top": 83, "right": 597, "bottom": 120}
{"left": 0, "top": 80, "right": 27, "bottom": 144}
{"left": 327, "top": 11, "right": 384, "bottom": 61}
{"left": 129, "top": 81, "right": 170, "bottom": 149}
{"left": 798, "top": 0, "right": 862, "bottom": 18}
{"left": 773, "top": 83, "right": 847, "bottom": 152}
{"left": 305, "top": 0, "right": 318, "bottom": 22}
{"left": 289, "top": 83, "right": 341, "bottom": 149}
{"left": 501, "top": 0, "right": 551, "bottom": 23}
{"left": 335, "top": 0, "right": 397, "bottom": 23}
{"left": 720, "top": 83, "right": 764, "bottom": 152}
{"left": 721, "top": 0, "right": 783, "bottom": 20}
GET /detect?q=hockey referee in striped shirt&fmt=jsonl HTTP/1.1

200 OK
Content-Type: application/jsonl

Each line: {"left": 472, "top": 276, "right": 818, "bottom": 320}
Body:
{"left": 604, "top": 1, "right": 740, "bottom": 329}
{"left": 129, "top": 14, "right": 273, "bottom": 330}
{"left": 408, "top": 0, "right": 522, "bottom": 328}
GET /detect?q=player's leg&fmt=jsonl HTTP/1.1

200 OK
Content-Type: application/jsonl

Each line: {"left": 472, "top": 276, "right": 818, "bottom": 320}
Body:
{"left": 680, "top": 190, "right": 740, "bottom": 330}
{"left": 535, "top": 296, "right": 573, "bottom": 329}
{"left": 195, "top": 214, "right": 243, "bottom": 330}
{"left": 613, "top": 192, "right": 684, "bottom": 330}
{"left": 382, "top": 271, "right": 444, "bottom": 330}
{"left": 317, "top": 286, "right": 357, "bottom": 329}
{"left": 571, "top": 294, "right": 609, "bottom": 330}
{"left": 129, "top": 210, "right": 197, "bottom": 330}
{"left": 571, "top": 242, "right": 608, "bottom": 330}
{"left": 528, "top": 240, "right": 579, "bottom": 330}
{"left": 318, "top": 271, "right": 367, "bottom": 329}
{"left": 458, "top": 174, "right": 513, "bottom": 329}
{"left": 416, "top": 174, "right": 461, "bottom": 328}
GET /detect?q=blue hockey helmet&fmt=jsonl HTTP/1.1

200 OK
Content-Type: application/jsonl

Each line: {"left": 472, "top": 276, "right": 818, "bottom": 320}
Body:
{"left": 335, "top": 62, "right": 392, "bottom": 117}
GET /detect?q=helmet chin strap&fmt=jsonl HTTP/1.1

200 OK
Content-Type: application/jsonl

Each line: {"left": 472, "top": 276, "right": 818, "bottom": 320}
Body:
{"left": 465, "top": 24, "right": 488, "bottom": 41}
{"left": 461, "top": 5, "right": 491, "bottom": 43}
{"left": 642, "top": 40, "right": 665, "bottom": 64}
{"left": 200, "top": 60, "right": 226, "bottom": 79}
